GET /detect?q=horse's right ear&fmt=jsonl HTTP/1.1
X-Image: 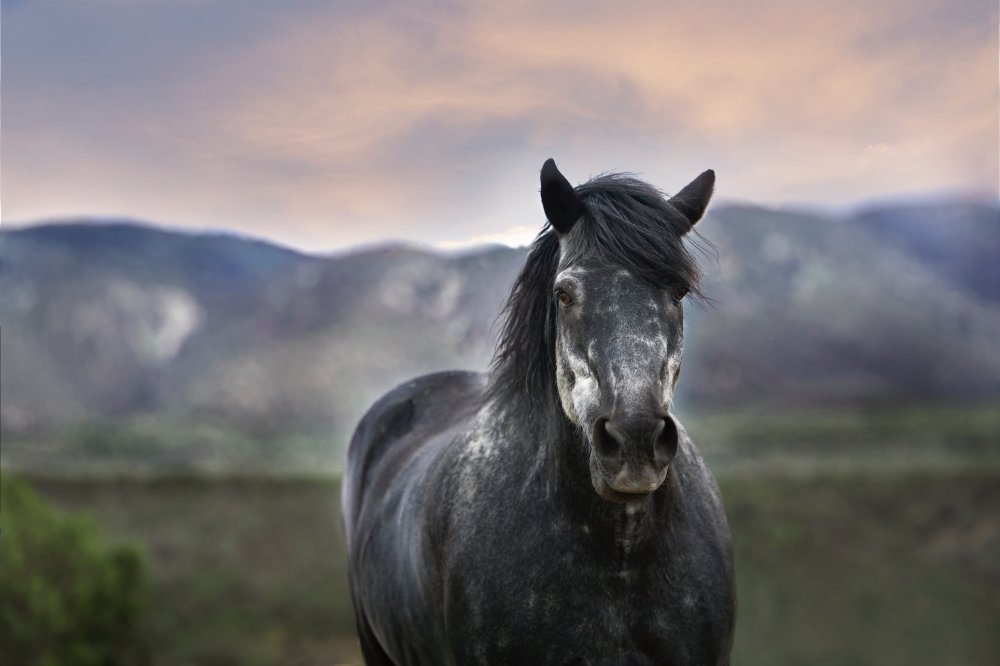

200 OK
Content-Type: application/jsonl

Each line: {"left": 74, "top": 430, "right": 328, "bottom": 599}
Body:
{"left": 540, "top": 158, "right": 584, "bottom": 234}
{"left": 669, "top": 169, "right": 715, "bottom": 230}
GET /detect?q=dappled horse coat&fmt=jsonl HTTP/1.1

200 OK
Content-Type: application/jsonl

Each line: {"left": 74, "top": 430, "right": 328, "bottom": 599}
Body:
{"left": 343, "top": 159, "right": 735, "bottom": 665}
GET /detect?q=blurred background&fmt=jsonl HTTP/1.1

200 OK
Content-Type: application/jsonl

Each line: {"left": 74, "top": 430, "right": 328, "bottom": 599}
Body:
{"left": 1, "top": 0, "right": 998, "bottom": 664}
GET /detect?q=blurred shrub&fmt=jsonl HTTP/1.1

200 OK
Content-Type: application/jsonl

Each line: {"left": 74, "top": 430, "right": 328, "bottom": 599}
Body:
{"left": 0, "top": 476, "right": 149, "bottom": 666}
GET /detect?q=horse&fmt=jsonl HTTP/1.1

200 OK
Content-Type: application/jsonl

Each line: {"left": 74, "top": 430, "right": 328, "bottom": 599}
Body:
{"left": 342, "top": 159, "right": 736, "bottom": 665}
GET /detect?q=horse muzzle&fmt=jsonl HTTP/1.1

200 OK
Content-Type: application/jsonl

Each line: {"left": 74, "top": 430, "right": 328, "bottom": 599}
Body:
{"left": 588, "top": 414, "right": 678, "bottom": 503}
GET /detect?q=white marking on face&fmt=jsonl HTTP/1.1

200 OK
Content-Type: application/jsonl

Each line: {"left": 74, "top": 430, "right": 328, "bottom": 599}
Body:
{"left": 557, "top": 335, "right": 600, "bottom": 426}
{"left": 554, "top": 266, "right": 588, "bottom": 287}
{"left": 605, "top": 330, "right": 669, "bottom": 408}
{"left": 570, "top": 376, "right": 598, "bottom": 422}
{"left": 662, "top": 351, "right": 682, "bottom": 405}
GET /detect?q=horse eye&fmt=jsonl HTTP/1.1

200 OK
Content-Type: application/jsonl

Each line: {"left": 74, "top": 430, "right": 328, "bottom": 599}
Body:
{"left": 556, "top": 290, "right": 573, "bottom": 307}
{"left": 673, "top": 288, "right": 689, "bottom": 303}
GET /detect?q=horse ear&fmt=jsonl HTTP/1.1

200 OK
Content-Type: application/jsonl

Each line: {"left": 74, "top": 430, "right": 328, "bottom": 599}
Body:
{"left": 540, "top": 158, "right": 584, "bottom": 234}
{"left": 669, "top": 169, "right": 715, "bottom": 229}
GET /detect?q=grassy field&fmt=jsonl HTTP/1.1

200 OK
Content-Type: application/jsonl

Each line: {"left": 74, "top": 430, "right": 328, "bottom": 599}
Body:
{"left": 4, "top": 405, "right": 998, "bottom": 664}
{"left": 12, "top": 464, "right": 999, "bottom": 666}
{"left": 725, "top": 468, "right": 999, "bottom": 665}
{"left": 686, "top": 402, "right": 1000, "bottom": 472}
{"left": 15, "top": 475, "right": 358, "bottom": 666}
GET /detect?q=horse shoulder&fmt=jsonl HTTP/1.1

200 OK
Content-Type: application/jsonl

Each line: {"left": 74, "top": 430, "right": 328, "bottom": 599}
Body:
{"left": 343, "top": 371, "right": 487, "bottom": 664}
{"left": 342, "top": 370, "right": 487, "bottom": 536}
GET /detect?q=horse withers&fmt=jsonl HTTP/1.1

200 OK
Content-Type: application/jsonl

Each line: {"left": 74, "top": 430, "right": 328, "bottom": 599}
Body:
{"left": 342, "top": 159, "right": 736, "bottom": 665}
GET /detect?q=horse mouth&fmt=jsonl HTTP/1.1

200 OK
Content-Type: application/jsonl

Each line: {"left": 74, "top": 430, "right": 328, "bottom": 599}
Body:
{"left": 588, "top": 455, "right": 668, "bottom": 504}
{"left": 593, "top": 478, "right": 656, "bottom": 504}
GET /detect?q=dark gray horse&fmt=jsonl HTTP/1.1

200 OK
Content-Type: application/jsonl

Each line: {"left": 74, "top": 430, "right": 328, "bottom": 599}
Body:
{"left": 342, "top": 159, "right": 735, "bottom": 665}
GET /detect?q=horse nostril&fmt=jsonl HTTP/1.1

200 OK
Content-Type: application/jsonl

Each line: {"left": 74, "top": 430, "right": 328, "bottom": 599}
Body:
{"left": 654, "top": 417, "right": 679, "bottom": 467}
{"left": 593, "top": 418, "right": 620, "bottom": 460}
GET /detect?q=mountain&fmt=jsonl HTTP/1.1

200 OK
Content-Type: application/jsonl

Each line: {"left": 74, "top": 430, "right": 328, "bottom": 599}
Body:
{"left": 683, "top": 203, "right": 1000, "bottom": 407}
{"left": 0, "top": 222, "right": 311, "bottom": 427}
{"left": 1, "top": 202, "right": 998, "bottom": 449}
{"left": 0, "top": 222, "right": 523, "bottom": 442}
{"left": 852, "top": 201, "right": 1000, "bottom": 305}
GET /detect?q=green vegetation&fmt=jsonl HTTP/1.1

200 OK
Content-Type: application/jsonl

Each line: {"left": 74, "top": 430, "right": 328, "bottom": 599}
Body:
{"left": 16, "top": 475, "right": 358, "bottom": 666}
{"left": 0, "top": 476, "right": 149, "bottom": 666}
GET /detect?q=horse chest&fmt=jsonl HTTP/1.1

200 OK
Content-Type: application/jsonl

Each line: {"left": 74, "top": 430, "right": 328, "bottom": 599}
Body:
{"left": 445, "top": 517, "right": 729, "bottom": 665}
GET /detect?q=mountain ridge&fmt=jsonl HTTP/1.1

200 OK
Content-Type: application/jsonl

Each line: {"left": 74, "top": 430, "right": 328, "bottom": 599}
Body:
{"left": 2, "top": 201, "right": 998, "bottom": 445}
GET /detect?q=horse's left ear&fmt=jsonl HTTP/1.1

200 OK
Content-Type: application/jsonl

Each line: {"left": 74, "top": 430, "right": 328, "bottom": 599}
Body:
{"left": 669, "top": 169, "right": 715, "bottom": 230}
{"left": 540, "top": 158, "right": 585, "bottom": 234}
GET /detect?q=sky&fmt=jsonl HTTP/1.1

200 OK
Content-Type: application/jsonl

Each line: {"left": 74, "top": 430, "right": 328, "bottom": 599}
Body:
{"left": 2, "top": 0, "right": 997, "bottom": 251}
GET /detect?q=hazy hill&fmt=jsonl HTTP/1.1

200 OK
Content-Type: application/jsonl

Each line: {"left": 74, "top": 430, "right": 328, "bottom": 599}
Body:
{"left": 853, "top": 202, "right": 1000, "bottom": 305}
{"left": 2, "top": 201, "right": 998, "bottom": 447}
{"left": 0, "top": 223, "right": 312, "bottom": 427}
{"left": 684, "top": 203, "right": 1000, "bottom": 407}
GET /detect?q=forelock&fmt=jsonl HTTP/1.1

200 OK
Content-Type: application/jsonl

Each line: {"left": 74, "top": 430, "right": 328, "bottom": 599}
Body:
{"left": 568, "top": 173, "right": 708, "bottom": 299}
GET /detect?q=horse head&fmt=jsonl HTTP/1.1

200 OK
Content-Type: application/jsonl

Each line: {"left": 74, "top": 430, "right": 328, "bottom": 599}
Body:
{"left": 540, "top": 159, "right": 713, "bottom": 504}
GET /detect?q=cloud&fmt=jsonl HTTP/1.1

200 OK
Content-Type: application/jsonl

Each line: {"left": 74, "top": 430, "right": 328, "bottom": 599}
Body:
{"left": 2, "top": 0, "right": 996, "bottom": 249}
{"left": 436, "top": 225, "right": 539, "bottom": 250}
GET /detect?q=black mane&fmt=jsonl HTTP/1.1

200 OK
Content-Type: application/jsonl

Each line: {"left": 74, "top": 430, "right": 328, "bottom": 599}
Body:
{"left": 487, "top": 173, "right": 707, "bottom": 412}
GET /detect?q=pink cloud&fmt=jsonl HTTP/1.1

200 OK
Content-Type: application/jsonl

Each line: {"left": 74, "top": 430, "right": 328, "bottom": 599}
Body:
{"left": 3, "top": 0, "right": 996, "bottom": 249}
